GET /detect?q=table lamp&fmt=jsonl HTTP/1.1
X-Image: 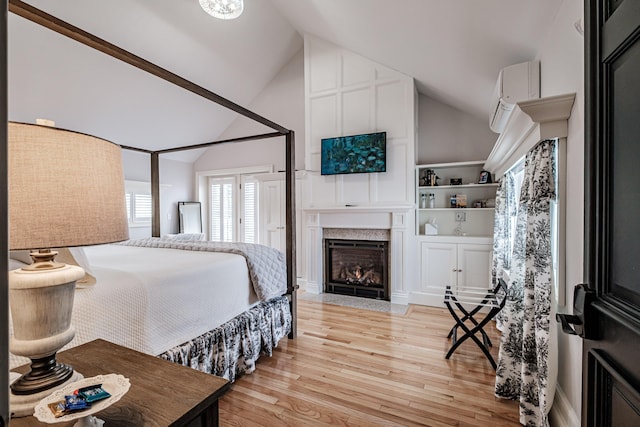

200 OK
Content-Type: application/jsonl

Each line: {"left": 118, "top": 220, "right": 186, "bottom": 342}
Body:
{"left": 8, "top": 121, "right": 129, "bottom": 417}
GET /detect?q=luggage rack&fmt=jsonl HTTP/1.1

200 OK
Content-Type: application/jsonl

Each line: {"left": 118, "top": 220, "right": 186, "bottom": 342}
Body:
{"left": 443, "top": 279, "right": 507, "bottom": 370}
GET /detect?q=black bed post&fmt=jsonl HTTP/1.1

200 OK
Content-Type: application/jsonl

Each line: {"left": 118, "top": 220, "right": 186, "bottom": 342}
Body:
{"left": 285, "top": 130, "right": 297, "bottom": 339}
{"left": 151, "top": 151, "right": 160, "bottom": 237}
{"left": 1, "top": 0, "right": 9, "bottom": 423}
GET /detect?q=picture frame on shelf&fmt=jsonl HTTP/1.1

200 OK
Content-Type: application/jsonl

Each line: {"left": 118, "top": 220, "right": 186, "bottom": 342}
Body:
{"left": 478, "top": 170, "right": 492, "bottom": 184}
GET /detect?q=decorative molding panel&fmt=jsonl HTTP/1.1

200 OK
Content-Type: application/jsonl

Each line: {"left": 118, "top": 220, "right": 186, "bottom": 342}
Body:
{"left": 308, "top": 40, "right": 338, "bottom": 93}
{"left": 342, "top": 53, "right": 373, "bottom": 87}
{"left": 376, "top": 80, "right": 409, "bottom": 139}
{"left": 309, "top": 94, "right": 338, "bottom": 155}
{"left": 304, "top": 34, "right": 416, "bottom": 207}
{"left": 342, "top": 88, "right": 372, "bottom": 134}
{"left": 303, "top": 35, "right": 417, "bottom": 294}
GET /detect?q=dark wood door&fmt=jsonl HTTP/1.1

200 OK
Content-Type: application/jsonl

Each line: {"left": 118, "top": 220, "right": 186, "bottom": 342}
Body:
{"left": 583, "top": 0, "right": 640, "bottom": 425}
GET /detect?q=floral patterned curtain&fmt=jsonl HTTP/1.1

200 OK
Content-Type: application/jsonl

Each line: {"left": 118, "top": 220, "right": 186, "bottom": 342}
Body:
{"left": 492, "top": 171, "right": 519, "bottom": 331}
{"left": 494, "top": 139, "right": 558, "bottom": 427}
{"left": 492, "top": 172, "right": 519, "bottom": 280}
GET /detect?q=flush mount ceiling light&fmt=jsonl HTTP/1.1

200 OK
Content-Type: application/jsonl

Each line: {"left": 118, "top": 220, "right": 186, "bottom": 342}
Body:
{"left": 199, "top": 0, "right": 244, "bottom": 20}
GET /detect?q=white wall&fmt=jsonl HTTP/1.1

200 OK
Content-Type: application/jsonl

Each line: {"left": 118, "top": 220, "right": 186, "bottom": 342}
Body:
{"left": 121, "top": 150, "right": 195, "bottom": 237}
{"left": 417, "top": 95, "right": 497, "bottom": 164}
{"left": 536, "top": 0, "right": 584, "bottom": 425}
{"left": 304, "top": 35, "right": 416, "bottom": 207}
{"left": 194, "top": 49, "right": 305, "bottom": 172}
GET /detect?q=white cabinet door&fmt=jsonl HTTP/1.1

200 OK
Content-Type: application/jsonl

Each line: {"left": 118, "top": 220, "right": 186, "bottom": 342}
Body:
{"left": 417, "top": 241, "right": 492, "bottom": 306}
{"left": 420, "top": 242, "right": 457, "bottom": 301}
{"left": 457, "top": 243, "right": 492, "bottom": 291}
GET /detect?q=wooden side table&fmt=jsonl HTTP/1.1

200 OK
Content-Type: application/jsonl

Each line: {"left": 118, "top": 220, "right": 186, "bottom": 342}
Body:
{"left": 10, "top": 339, "right": 230, "bottom": 426}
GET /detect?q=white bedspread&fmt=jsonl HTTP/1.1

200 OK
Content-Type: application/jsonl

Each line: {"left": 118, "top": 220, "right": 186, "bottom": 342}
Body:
{"left": 10, "top": 244, "right": 258, "bottom": 369}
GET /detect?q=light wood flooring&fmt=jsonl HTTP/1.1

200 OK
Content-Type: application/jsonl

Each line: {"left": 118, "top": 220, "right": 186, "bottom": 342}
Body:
{"left": 219, "top": 297, "right": 520, "bottom": 426}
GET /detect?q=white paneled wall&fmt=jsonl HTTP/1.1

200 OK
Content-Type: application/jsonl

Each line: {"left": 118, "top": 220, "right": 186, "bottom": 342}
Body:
{"left": 304, "top": 35, "right": 416, "bottom": 207}
{"left": 301, "top": 35, "right": 418, "bottom": 301}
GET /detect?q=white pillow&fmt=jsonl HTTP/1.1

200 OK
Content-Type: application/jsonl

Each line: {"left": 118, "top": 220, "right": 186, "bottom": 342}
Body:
{"left": 9, "top": 258, "right": 27, "bottom": 271}
{"left": 162, "top": 233, "right": 205, "bottom": 241}
{"left": 9, "top": 250, "right": 32, "bottom": 265}
{"left": 68, "top": 247, "right": 94, "bottom": 276}
{"left": 58, "top": 247, "right": 96, "bottom": 288}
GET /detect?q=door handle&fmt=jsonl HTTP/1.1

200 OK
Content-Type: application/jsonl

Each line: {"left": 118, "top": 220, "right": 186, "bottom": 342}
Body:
{"left": 556, "top": 283, "right": 596, "bottom": 339}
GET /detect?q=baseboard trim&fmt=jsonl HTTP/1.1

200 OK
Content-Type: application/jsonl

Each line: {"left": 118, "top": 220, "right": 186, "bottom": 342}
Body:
{"left": 550, "top": 385, "right": 580, "bottom": 427}
{"left": 390, "top": 292, "right": 409, "bottom": 306}
{"left": 301, "top": 281, "right": 321, "bottom": 294}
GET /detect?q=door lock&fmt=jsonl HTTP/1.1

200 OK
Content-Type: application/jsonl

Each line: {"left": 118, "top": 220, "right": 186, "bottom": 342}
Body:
{"left": 556, "top": 283, "right": 596, "bottom": 339}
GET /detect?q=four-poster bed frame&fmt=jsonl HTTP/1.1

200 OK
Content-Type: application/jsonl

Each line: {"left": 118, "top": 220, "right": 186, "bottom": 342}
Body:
{"left": 1, "top": 1, "right": 298, "bottom": 420}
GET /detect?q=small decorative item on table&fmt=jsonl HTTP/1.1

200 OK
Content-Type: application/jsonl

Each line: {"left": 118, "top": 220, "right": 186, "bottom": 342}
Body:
{"left": 33, "top": 374, "right": 130, "bottom": 427}
{"left": 424, "top": 169, "right": 439, "bottom": 186}
{"left": 420, "top": 193, "right": 427, "bottom": 209}
{"left": 478, "top": 170, "right": 492, "bottom": 184}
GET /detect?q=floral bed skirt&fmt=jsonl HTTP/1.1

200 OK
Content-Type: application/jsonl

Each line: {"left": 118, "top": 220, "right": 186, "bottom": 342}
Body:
{"left": 158, "top": 295, "right": 291, "bottom": 381}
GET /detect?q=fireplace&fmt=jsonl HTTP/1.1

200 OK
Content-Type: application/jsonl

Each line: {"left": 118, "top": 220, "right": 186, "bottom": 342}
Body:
{"left": 324, "top": 239, "right": 389, "bottom": 300}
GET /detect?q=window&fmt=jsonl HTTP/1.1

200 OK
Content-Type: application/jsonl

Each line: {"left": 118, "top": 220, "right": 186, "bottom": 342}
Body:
{"left": 124, "top": 181, "right": 152, "bottom": 226}
{"left": 209, "top": 176, "right": 236, "bottom": 242}
{"left": 208, "top": 174, "right": 259, "bottom": 243}
{"left": 242, "top": 177, "right": 258, "bottom": 243}
{"left": 197, "top": 165, "right": 272, "bottom": 243}
{"left": 500, "top": 140, "right": 564, "bottom": 305}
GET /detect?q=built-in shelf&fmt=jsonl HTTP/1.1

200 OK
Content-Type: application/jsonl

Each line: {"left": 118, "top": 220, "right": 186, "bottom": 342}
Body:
{"left": 415, "top": 161, "right": 497, "bottom": 236}
{"left": 418, "top": 183, "right": 499, "bottom": 190}
{"left": 417, "top": 207, "right": 495, "bottom": 212}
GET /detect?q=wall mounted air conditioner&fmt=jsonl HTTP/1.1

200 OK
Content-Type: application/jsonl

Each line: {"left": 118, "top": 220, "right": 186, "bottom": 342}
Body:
{"left": 489, "top": 60, "right": 540, "bottom": 133}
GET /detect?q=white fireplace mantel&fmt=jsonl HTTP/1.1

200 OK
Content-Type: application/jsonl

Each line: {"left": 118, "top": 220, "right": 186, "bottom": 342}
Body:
{"left": 303, "top": 205, "right": 413, "bottom": 305}
{"left": 304, "top": 204, "right": 414, "bottom": 214}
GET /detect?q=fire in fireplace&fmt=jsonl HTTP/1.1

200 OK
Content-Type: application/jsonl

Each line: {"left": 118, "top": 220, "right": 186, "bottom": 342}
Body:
{"left": 324, "top": 239, "right": 389, "bottom": 300}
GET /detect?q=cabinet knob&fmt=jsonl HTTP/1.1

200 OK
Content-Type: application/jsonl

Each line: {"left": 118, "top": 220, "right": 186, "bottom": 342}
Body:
{"left": 458, "top": 269, "right": 463, "bottom": 272}
{"left": 452, "top": 268, "right": 457, "bottom": 272}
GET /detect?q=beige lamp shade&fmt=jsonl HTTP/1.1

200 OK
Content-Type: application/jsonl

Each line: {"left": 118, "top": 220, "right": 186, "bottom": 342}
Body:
{"left": 9, "top": 122, "right": 129, "bottom": 250}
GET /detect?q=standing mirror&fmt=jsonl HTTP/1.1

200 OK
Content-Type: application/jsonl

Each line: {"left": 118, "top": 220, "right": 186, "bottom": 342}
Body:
{"left": 178, "top": 202, "right": 202, "bottom": 234}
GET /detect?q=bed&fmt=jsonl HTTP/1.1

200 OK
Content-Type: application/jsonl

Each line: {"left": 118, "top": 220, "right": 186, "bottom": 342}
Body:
{"left": 3, "top": 4, "right": 298, "bottom": 411}
{"left": 10, "top": 238, "right": 292, "bottom": 381}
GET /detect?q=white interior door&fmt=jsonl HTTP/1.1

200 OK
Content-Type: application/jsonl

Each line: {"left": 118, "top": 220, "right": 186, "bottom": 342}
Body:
{"left": 260, "top": 179, "right": 285, "bottom": 252}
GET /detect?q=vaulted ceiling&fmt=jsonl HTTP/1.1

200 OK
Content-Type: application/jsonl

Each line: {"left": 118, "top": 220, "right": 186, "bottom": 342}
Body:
{"left": 8, "top": 0, "right": 565, "bottom": 161}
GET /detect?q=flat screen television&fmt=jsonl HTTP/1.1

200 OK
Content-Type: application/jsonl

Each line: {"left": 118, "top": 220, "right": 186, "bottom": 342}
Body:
{"left": 320, "top": 131, "right": 387, "bottom": 176}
